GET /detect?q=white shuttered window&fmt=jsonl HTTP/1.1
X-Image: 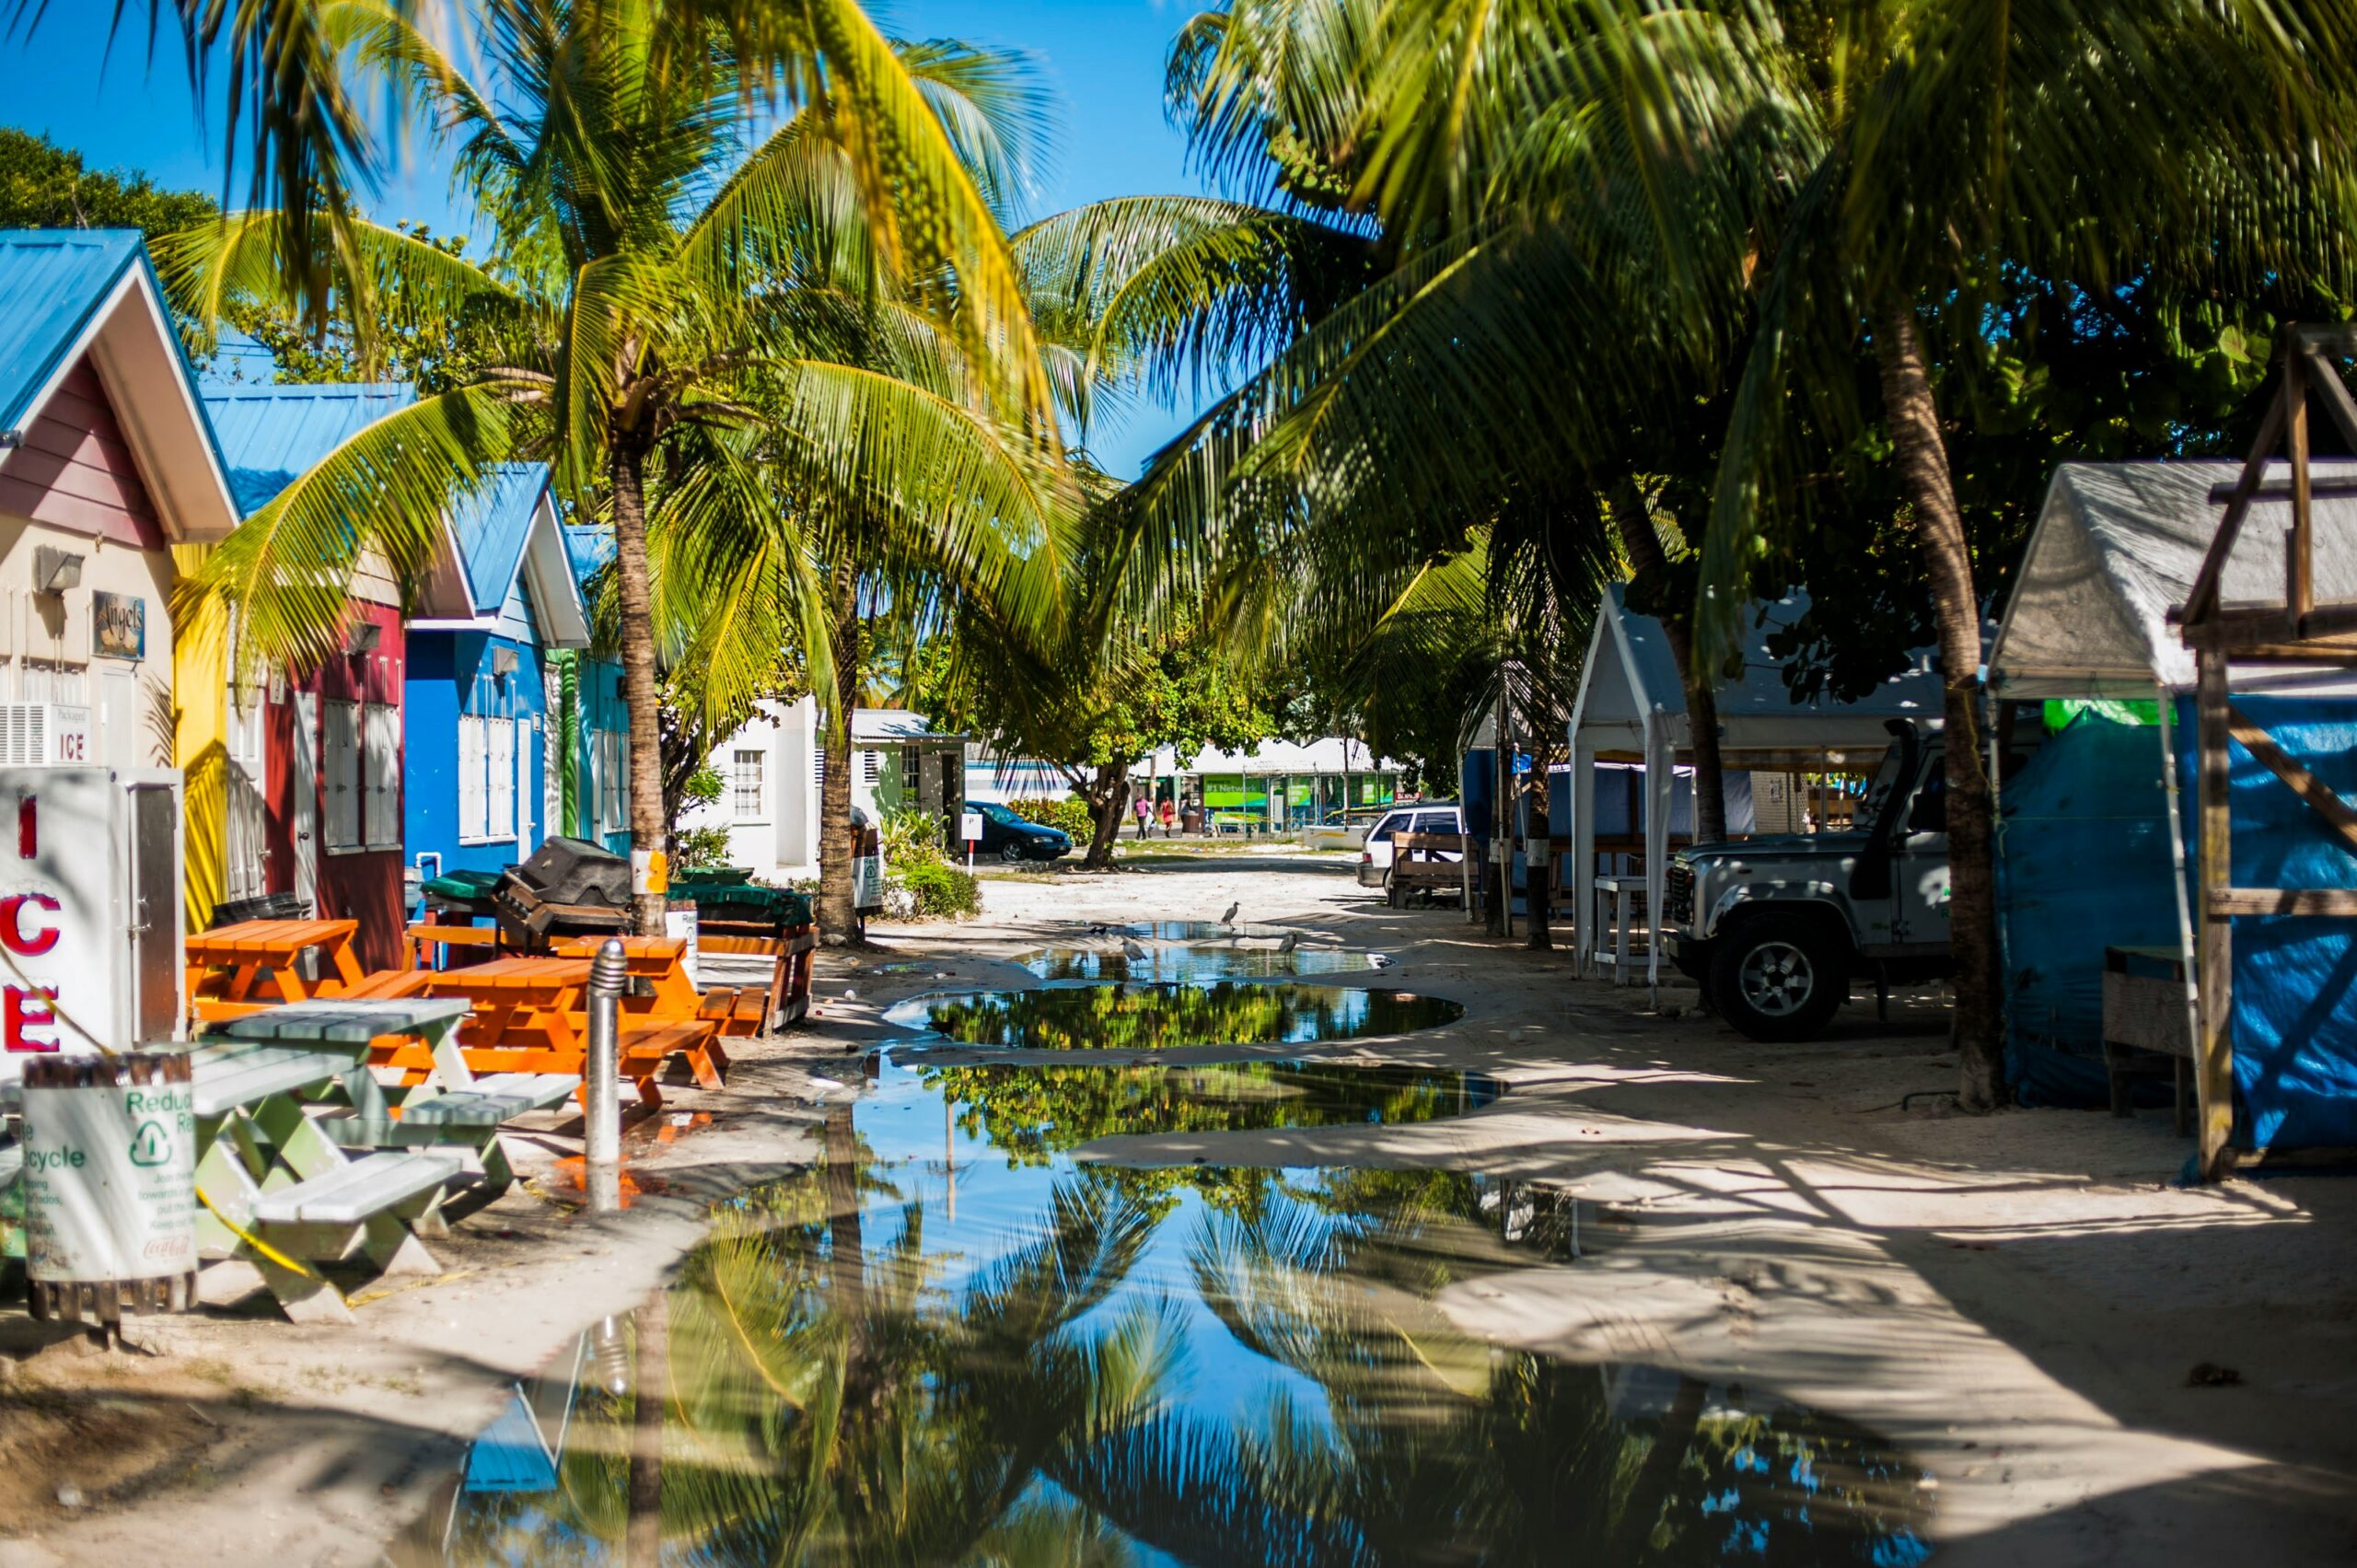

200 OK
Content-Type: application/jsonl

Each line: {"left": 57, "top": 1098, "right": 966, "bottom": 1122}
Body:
{"left": 596, "top": 730, "right": 625, "bottom": 835}
{"left": 486, "top": 717, "right": 516, "bottom": 838}
{"left": 325, "top": 700, "right": 363, "bottom": 851}
{"left": 364, "top": 703, "right": 401, "bottom": 849}
{"left": 459, "top": 714, "right": 490, "bottom": 842}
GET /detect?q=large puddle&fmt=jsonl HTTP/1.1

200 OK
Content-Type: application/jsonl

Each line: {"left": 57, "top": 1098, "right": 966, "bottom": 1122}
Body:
{"left": 1017, "top": 942, "right": 1381, "bottom": 981}
{"left": 419, "top": 1055, "right": 1933, "bottom": 1564}
{"left": 888, "top": 981, "right": 1465, "bottom": 1051}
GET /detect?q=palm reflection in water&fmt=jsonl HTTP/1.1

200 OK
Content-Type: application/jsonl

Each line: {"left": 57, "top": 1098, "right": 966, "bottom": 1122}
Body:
{"left": 911, "top": 981, "right": 1464, "bottom": 1051}
{"left": 423, "top": 1061, "right": 1931, "bottom": 1566}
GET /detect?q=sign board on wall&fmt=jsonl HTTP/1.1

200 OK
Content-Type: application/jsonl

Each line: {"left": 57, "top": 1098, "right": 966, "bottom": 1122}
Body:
{"left": 0, "top": 769, "right": 185, "bottom": 1083}
{"left": 92, "top": 592, "right": 144, "bottom": 660}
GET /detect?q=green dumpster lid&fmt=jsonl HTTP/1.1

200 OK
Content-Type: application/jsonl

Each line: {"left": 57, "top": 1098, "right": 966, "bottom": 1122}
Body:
{"left": 423, "top": 870, "right": 505, "bottom": 900}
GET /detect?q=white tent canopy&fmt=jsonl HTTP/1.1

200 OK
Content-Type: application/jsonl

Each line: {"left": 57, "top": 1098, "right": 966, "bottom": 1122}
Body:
{"left": 1567, "top": 585, "right": 1947, "bottom": 988}
{"left": 1991, "top": 459, "right": 2357, "bottom": 701}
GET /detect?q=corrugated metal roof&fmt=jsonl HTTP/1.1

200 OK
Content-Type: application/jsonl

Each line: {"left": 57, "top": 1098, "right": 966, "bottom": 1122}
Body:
{"left": 562, "top": 522, "right": 613, "bottom": 585}
{"left": 447, "top": 463, "right": 552, "bottom": 615}
{"left": 853, "top": 707, "right": 966, "bottom": 743}
{"left": 200, "top": 382, "right": 417, "bottom": 516}
{"left": 0, "top": 229, "right": 142, "bottom": 432}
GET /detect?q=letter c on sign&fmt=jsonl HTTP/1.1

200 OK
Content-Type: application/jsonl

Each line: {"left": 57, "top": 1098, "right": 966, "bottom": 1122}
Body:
{"left": 0, "top": 892, "right": 60, "bottom": 957}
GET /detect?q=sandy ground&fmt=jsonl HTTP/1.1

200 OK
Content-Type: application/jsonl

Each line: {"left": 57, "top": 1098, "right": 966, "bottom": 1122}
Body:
{"left": 5, "top": 842, "right": 2354, "bottom": 1565}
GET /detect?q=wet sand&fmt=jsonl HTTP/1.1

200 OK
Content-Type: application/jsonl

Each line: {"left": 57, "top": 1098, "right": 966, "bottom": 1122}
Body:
{"left": 4, "top": 846, "right": 2351, "bottom": 1564}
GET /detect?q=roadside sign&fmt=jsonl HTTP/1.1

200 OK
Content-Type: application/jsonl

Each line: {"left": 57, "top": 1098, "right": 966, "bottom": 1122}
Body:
{"left": 960, "top": 811, "right": 982, "bottom": 870}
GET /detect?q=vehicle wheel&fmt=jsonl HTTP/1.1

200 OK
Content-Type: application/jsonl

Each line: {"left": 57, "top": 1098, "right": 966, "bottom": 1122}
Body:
{"left": 1706, "top": 913, "right": 1846, "bottom": 1042}
{"left": 1000, "top": 842, "right": 1027, "bottom": 864}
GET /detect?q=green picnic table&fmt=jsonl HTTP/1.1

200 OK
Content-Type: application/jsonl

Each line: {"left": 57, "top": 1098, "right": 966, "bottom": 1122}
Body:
{"left": 2, "top": 1000, "right": 579, "bottom": 1320}
{"left": 192, "top": 998, "right": 579, "bottom": 1321}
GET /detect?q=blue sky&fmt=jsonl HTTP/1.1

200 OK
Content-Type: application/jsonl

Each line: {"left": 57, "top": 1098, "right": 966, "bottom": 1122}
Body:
{"left": 0, "top": 1, "right": 1208, "bottom": 476}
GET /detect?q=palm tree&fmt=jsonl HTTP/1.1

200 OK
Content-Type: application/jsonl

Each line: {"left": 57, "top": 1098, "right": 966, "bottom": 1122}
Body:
{"left": 1662, "top": 1, "right": 2357, "bottom": 1106}
{"left": 1048, "top": 0, "right": 2357, "bottom": 1109}
{"left": 160, "top": 0, "right": 1070, "bottom": 935}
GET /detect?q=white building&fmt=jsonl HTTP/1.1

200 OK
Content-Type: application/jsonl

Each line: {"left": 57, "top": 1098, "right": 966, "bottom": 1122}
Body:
{"left": 679, "top": 699, "right": 967, "bottom": 878}
{"left": 1132, "top": 737, "right": 1406, "bottom": 829}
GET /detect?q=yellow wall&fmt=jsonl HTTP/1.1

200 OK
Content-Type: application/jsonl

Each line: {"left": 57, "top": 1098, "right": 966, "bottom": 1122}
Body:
{"left": 170, "top": 543, "right": 226, "bottom": 932}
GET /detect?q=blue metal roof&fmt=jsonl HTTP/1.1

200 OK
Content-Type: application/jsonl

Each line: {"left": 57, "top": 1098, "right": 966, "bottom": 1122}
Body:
{"left": 0, "top": 229, "right": 145, "bottom": 433}
{"left": 201, "top": 382, "right": 418, "bottom": 517}
{"left": 447, "top": 463, "right": 552, "bottom": 615}
{"left": 562, "top": 523, "right": 613, "bottom": 586}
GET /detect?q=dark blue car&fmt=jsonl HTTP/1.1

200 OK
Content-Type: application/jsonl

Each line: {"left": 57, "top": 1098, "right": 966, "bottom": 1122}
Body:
{"left": 971, "top": 801, "right": 1074, "bottom": 863}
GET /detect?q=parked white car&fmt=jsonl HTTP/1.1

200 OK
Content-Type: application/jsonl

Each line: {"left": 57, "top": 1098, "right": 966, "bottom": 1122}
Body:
{"left": 1354, "top": 803, "right": 1465, "bottom": 889}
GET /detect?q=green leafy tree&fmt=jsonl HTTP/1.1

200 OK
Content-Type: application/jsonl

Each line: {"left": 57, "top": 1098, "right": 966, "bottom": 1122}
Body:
{"left": 914, "top": 612, "right": 1274, "bottom": 868}
{"left": 0, "top": 127, "right": 217, "bottom": 236}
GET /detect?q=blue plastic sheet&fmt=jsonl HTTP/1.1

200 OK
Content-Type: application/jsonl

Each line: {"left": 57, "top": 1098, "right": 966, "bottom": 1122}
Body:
{"left": 2172, "top": 695, "right": 2357, "bottom": 1152}
{"left": 1997, "top": 714, "right": 2182, "bottom": 1108}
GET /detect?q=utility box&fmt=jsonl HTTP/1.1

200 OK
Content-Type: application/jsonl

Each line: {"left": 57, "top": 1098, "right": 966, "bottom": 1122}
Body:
{"left": 0, "top": 767, "right": 184, "bottom": 1084}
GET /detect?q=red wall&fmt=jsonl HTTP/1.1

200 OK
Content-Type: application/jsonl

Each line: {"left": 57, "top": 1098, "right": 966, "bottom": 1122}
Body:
{"left": 0, "top": 360, "right": 165, "bottom": 547}
{"left": 262, "top": 601, "right": 406, "bottom": 970}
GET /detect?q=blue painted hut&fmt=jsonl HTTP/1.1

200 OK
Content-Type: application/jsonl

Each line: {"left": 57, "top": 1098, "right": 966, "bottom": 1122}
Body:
{"left": 555, "top": 523, "right": 632, "bottom": 854}
{"left": 402, "top": 465, "right": 590, "bottom": 889}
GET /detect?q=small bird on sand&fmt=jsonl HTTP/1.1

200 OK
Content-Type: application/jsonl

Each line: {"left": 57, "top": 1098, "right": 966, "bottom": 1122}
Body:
{"left": 1278, "top": 932, "right": 1299, "bottom": 953}
{"left": 1122, "top": 938, "right": 1150, "bottom": 961}
{"left": 1369, "top": 954, "right": 1396, "bottom": 970}
{"left": 1219, "top": 901, "right": 1240, "bottom": 925}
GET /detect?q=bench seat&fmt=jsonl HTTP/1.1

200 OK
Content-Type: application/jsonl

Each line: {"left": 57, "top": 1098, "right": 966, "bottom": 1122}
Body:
{"left": 251, "top": 1150, "right": 461, "bottom": 1226}
{"left": 401, "top": 1074, "right": 581, "bottom": 1126}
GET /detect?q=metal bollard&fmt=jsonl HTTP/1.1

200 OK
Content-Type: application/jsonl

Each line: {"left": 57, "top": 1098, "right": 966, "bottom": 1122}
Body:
{"left": 586, "top": 936, "right": 626, "bottom": 1196}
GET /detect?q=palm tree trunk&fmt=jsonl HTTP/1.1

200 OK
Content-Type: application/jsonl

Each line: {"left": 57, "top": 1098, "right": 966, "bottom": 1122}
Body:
{"left": 1082, "top": 763, "right": 1130, "bottom": 871}
{"left": 610, "top": 441, "right": 668, "bottom": 937}
{"left": 624, "top": 1290, "right": 667, "bottom": 1567}
{"left": 1611, "top": 481, "right": 1726, "bottom": 844}
{"left": 817, "top": 560, "right": 862, "bottom": 942}
{"left": 825, "top": 1105, "right": 867, "bottom": 1394}
{"left": 1524, "top": 780, "right": 1552, "bottom": 950}
{"left": 1874, "top": 303, "right": 2006, "bottom": 1111}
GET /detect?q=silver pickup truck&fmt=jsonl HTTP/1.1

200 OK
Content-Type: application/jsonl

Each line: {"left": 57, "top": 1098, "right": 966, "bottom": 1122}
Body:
{"left": 1661, "top": 721, "right": 1953, "bottom": 1040}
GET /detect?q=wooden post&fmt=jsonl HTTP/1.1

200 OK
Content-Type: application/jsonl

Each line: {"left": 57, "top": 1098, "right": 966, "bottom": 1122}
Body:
{"left": 2287, "top": 346, "right": 2314, "bottom": 620}
{"left": 2194, "top": 646, "right": 2237, "bottom": 1179}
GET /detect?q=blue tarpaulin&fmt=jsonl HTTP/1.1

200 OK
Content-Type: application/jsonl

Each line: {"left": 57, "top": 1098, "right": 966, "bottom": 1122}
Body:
{"left": 1997, "top": 713, "right": 2181, "bottom": 1108}
{"left": 1999, "top": 701, "right": 2357, "bottom": 1150}
{"left": 2173, "top": 695, "right": 2357, "bottom": 1152}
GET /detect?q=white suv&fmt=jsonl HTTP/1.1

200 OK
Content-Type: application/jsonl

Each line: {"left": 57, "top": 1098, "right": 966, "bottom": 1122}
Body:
{"left": 1354, "top": 803, "right": 1465, "bottom": 889}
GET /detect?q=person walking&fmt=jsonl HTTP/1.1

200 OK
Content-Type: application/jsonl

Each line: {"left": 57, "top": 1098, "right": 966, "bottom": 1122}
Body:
{"left": 1134, "top": 792, "right": 1153, "bottom": 840}
{"left": 1158, "top": 796, "right": 1178, "bottom": 838}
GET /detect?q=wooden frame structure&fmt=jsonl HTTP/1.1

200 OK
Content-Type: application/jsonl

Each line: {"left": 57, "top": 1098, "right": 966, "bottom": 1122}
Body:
{"left": 2172, "top": 325, "right": 2357, "bottom": 1179}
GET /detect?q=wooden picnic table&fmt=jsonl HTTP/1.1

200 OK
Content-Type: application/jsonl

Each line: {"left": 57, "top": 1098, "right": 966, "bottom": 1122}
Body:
{"left": 407, "top": 953, "right": 719, "bottom": 1109}
{"left": 405, "top": 921, "right": 502, "bottom": 970}
{"left": 186, "top": 917, "right": 368, "bottom": 1022}
{"left": 186, "top": 999, "right": 495, "bottom": 1321}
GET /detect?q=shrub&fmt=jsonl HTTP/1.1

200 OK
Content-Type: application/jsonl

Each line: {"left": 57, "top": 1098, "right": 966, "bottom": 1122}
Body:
{"left": 673, "top": 825, "right": 735, "bottom": 869}
{"left": 681, "top": 767, "right": 726, "bottom": 807}
{"left": 880, "top": 807, "right": 946, "bottom": 868}
{"left": 1008, "top": 795, "right": 1093, "bottom": 841}
{"left": 898, "top": 859, "right": 981, "bottom": 920}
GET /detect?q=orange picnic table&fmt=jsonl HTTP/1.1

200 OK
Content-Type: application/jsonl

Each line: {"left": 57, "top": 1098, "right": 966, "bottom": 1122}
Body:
{"left": 187, "top": 918, "right": 368, "bottom": 1022}
{"left": 359, "top": 953, "right": 723, "bottom": 1109}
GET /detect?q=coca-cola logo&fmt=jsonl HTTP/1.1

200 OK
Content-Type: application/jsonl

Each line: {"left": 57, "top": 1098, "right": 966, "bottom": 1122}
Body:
{"left": 142, "top": 1236, "right": 192, "bottom": 1260}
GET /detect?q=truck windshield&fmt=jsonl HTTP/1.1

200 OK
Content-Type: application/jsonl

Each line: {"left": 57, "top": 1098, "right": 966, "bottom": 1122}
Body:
{"left": 1852, "top": 740, "right": 1910, "bottom": 831}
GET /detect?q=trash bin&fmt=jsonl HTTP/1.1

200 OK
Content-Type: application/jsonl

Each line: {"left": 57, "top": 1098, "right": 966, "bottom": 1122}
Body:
{"left": 20, "top": 1053, "right": 198, "bottom": 1322}
{"left": 665, "top": 899, "right": 702, "bottom": 988}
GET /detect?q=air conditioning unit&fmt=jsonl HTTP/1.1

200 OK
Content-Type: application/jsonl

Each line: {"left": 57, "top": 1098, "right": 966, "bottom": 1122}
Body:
{"left": 0, "top": 703, "right": 94, "bottom": 767}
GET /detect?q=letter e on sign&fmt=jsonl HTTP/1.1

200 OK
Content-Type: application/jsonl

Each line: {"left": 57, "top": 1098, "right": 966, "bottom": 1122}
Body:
{"left": 6, "top": 983, "right": 58, "bottom": 1052}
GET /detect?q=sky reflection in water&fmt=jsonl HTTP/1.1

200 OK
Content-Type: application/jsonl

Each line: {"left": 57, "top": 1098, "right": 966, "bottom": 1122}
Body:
{"left": 423, "top": 1055, "right": 1933, "bottom": 1566}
